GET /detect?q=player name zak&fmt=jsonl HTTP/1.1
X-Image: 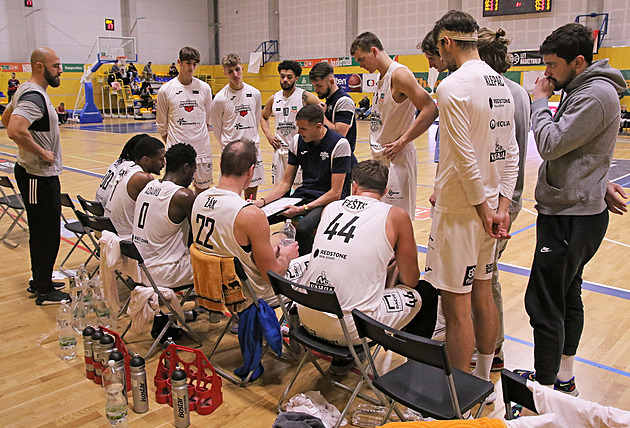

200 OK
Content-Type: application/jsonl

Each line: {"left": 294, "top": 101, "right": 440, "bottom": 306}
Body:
{"left": 484, "top": 75, "right": 505, "bottom": 86}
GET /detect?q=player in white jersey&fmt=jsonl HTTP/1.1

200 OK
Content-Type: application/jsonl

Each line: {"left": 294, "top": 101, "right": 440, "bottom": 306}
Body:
{"left": 299, "top": 160, "right": 438, "bottom": 352}
{"left": 351, "top": 32, "right": 438, "bottom": 219}
{"left": 425, "top": 11, "right": 518, "bottom": 391}
{"left": 210, "top": 54, "right": 264, "bottom": 200}
{"left": 132, "top": 143, "right": 197, "bottom": 288}
{"left": 156, "top": 46, "right": 213, "bottom": 193}
{"left": 191, "top": 140, "right": 299, "bottom": 302}
{"left": 104, "top": 136, "right": 165, "bottom": 239}
{"left": 95, "top": 134, "right": 145, "bottom": 208}
{"left": 261, "top": 60, "right": 320, "bottom": 185}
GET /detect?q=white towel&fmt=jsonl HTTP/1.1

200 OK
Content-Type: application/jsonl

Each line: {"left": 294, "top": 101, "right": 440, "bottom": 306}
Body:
{"left": 99, "top": 231, "right": 140, "bottom": 312}
{"left": 248, "top": 52, "right": 263, "bottom": 74}
{"left": 127, "top": 286, "right": 185, "bottom": 333}
{"left": 285, "top": 391, "right": 346, "bottom": 428}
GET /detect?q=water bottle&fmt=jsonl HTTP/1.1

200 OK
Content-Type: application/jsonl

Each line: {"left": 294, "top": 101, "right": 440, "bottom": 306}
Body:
{"left": 92, "top": 278, "right": 114, "bottom": 329}
{"left": 82, "top": 326, "right": 96, "bottom": 379}
{"left": 71, "top": 287, "right": 86, "bottom": 333}
{"left": 100, "top": 335, "right": 116, "bottom": 379}
{"left": 109, "top": 349, "right": 127, "bottom": 400}
{"left": 280, "top": 219, "right": 296, "bottom": 246}
{"left": 57, "top": 300, "right": 77, "bottom": 360}
{"left": 129, "top": 353, "right": 149, "bottom": 413}
{"left": 171, "top": 364, "right": 190, "bottom": 428}
{"left": 92, "top": 329, "right": 104, "bottom": 384}
{"left": 163, "top": 337, "right": 176, "bottom": 370}
{"left": 104, "top": 360, "right": 129, "bottom": 427}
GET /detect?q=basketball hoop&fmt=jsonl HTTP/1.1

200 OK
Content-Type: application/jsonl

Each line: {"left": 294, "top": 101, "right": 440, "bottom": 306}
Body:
{"left": 116, "top": 56, "right": 127, "bottom": 65}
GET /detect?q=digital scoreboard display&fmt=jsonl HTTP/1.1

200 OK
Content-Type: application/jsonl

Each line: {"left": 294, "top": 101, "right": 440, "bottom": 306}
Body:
{"left": 483, "top": 0, "right": 552, "bottom": 17}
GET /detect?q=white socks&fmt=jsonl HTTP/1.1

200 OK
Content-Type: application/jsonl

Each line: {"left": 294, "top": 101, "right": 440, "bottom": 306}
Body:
{"left": 558, "top": 354, "right": 575, "bottom": 382}
{"left": 472, "top": 351, "right": 494, "bottom": 381}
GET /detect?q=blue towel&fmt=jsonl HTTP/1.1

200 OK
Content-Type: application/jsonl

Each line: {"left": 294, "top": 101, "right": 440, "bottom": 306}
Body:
{"left": 234, "top": 300, "right": 283, "bottom": 381}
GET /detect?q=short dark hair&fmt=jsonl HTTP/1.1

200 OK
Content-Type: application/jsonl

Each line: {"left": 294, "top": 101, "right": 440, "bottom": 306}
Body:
{"left": 351, "top": 32, "right": 384, "bottom": 55}
{"left": 352, "top": 160, "right": 389, "bottom": 195}
{"left": 539, "top": 23, "right": 593, "bottom": 65}
{"left": 220, "top": 140, "right": 257, "bottom": 177}
{"left": 278, "top": 60, "right": 302, "bottom": 77}
{"left": 296, "top": 104, "right": 324, "bottom": 124}
{"left": 165, "top": 143, "right": 197, "bottom": 173}
{"left": 419, "top": 31, "right": 439, "bottom": 56}
{"left": 133, "top": 136, "right": 164, "bottom": 162}
{"left": 432, "top": 10, "right": 479, "bottom": 52}
{"left": 179, "top": 46, "right": 200, "bottom": 63}
{"left": 309, "top": 61, "right": 334, "bottom": 81}
{"left": 477, "top": 27, "right": 512, "bottom": 74}
{"left": 119, "top": 134, "right": 148, "bottom": 162}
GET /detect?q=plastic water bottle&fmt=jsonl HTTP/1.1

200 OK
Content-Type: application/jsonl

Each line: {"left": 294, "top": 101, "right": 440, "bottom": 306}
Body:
{"left": 280, "top": 219, "right": 296, "bottom": 246}
{"left": 104, "top": 360, "right": 129, "bottom": 427}
{"left": 92, "top": 278, "right": 114, "bottom": 329}
{"left": 57, "top": 300, "right": 77, "bottom": 360}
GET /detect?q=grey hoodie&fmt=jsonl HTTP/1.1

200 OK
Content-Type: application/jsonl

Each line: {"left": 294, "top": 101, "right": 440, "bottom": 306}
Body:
{"left": 531, "top": 59, "right": 626, "bottom": 215}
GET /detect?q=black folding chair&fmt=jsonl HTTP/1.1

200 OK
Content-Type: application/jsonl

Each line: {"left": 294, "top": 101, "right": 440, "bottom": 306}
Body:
{"left": 0, "top": 175, "right": 28, "bottom": 247}
{"left": 501, "top": 369, "right": 537, "bottom": 420}
{"left": 351, "top": 309, "right": 495, "bottom": 422}
{"left": 268, "top": 271, "right": 381, "bottom": 427}
{"left": 119, "top": 240, "right": 202, "bottom": 359}
{"left": 58, "top": 194, "right": 98, "bottom": 276}
{"left": 77, "top": 195, "right": 105, "bottom": 216}
{"left": 204, "top": 258, "right": 297, "bottom": 387}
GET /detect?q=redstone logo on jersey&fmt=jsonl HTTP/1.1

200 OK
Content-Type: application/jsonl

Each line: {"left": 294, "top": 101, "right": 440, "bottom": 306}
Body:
{"left": 179, "top": 100, "right": 198, "bottom": 112}
{"left": 234, "top": 104, "right": 251, "bottom": 117}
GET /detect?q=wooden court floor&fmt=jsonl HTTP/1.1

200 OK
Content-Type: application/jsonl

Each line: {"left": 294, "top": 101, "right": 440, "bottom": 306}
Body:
{"left": 1, "top": 117, "right": 629, "bottom": 426}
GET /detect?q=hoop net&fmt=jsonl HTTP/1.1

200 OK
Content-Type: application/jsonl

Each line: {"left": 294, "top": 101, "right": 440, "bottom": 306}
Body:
{"left": 97, "top": 36, "right": 137, "bottom": 63}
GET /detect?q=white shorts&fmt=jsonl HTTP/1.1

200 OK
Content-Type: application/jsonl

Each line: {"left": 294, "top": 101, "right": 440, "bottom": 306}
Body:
{"left": 299, "top": 285, "right": 421, "bottom": 346}
{"left": 144, "top": 251, "right": 193, "bottom": 289}
{"left": 193, "top": 155, "right": 214, "bottom": 190}
{"left": 374, "top": 145, "right": 417, "bottom": 220}
{"left": 424, "top": 210, "right": 496, "bottom": 294}
{"left": 272, "top": 148, "right": 302, "bottom": 188}
{"left": 248, "top": 144, "right": 266, "bottom": 188}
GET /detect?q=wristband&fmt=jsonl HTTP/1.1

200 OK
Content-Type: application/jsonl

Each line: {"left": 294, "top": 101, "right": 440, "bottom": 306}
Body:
{"left": 261, "top": 197, "right": 267, "bottom": 206}
{"left": 303, "top": 204, "right": 309, "bottom": 213}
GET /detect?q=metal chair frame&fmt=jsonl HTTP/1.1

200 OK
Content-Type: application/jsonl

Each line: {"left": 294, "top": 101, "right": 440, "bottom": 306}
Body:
{"left": 0, "top": 175, "right": 28, "bottom": 247}
{"left": 58, "top": 193, "right": 98, "bottom": 276}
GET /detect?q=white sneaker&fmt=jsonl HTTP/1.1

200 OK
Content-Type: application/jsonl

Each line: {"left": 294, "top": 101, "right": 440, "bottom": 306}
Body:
{"left": 486, "top": 391, "right": 497, "bottom": 404}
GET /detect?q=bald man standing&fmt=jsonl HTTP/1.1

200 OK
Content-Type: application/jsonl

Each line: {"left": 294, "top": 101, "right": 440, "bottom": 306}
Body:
{"left": 2, "top": 47, "right": 71, "bottom": 305}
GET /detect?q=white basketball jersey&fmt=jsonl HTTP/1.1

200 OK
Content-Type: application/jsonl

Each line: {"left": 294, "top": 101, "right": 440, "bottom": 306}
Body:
{"left": 95, "top": 160, "right": 134, "bottom": 207}
{"left": 210, "top": 82, "right": 262, "bottom": 149}
{"left": 191, "top": 187, "right": 269, "bottom": 300}
{"left": 370, "top": 62, "right": 416, "bottom": 158}
{"left": 301, "top": 196, "right": 393, "bottom": 313}
{"left": 132, "top": 179, "right": 189, "bottom": 267}
{"left": 273, "top": 87, "right": 304, "bottom": 148}
{"left": 104, "top": 164, "right": 143, "bottom": 239}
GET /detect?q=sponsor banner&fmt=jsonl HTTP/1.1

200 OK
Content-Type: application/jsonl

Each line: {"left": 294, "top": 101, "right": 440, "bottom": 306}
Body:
{"left": 362, "top": 73, "right": 379, "bottom": 93}
{"left": 1, "top": 63, "right": 31, "bottom": 72}
{"left": 620, "top": 70, "right": 630, "bottom": 97}
{"left": 296, "top": 55, "right": 398, "bottom": 69}
{"left": 62, "top": 63, "right": 85, "bottom": 72}
{"left": 295, "top": 75, "right": 313, "bottom": 91}
{"left": 509, "top": 51, "right": 543, "bottom": 67}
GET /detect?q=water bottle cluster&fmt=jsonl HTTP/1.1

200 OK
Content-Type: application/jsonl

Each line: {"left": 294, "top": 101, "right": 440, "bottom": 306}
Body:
{"left": 69, "top": 264, "right": 114, "bottom": 335}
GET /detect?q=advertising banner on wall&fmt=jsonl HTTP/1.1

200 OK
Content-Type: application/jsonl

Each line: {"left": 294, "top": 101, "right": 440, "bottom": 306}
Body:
{"left": 509, "top": 51, "right": 543, "bottom": 66}
{"left": 1, "top": 63, "right": 31, "bottom": 72}
{"left": 362, "top": 73, "right": 379, "bottom": 92}
{"left": 62, "top": 63, "right": 85, "bottom": 72}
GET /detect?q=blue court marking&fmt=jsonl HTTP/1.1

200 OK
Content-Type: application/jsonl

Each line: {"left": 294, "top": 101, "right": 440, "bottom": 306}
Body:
{"left": 509, "top": 222, "right": 536, "bottom": 236}
{"left": 505, "top": 335, "right": 630, "bottom": 378}
{"left": 69, "top": 122, "right": 158, "bottom": 134}
{"left": 416, "top": 244, "right": 630, "bottom": 300}
{"left": 0, "top": 151, "right": 105, "bottom": 179}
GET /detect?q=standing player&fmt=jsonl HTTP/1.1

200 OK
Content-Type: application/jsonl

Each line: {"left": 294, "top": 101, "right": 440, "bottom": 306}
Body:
{"left": 308, "top": 62, "right": 358, "bottom": 168}
{"left": 156, "top": 46, "right": 213, "bottom": 194}
{"left": 351, "top": 32, "right": 438, "bottom": 219}
{"left": 424, "top": 11, "right": 518, "bottom": 399}
{"left": 210, "top": 54, "right": 264, "bottom": 200}
{"left": 260, "top": 60, "right": 320, "bottom": 185}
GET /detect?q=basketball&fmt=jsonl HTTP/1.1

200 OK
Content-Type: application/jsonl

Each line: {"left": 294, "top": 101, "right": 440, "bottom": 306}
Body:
{"left": 348, "top": 73, "right": 362, "bottom": 92}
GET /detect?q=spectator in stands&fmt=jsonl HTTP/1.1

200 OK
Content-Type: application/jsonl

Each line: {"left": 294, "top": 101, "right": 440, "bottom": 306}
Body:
{"left": 127, "top": 62, "right": 138, "bottom": 81}
{"left": 620, "top": 104, "right": 630, "bottom": 133}
{"left": 169, "top": 62, "right": 179, "bottom": 77}
{"left": 140, "top": 81, "right": 154, "bottom": 108}
{"left": 143, "top": 61, "right": 155, "bottom": 81}
{"left": 7, "top": 72, "right": 20, "bottom": 102}
{"left": 356, "top": 95, "right": 370, "bottom": 119}
{"left": 56, "top": 102, "right": 68, "bottom": 124}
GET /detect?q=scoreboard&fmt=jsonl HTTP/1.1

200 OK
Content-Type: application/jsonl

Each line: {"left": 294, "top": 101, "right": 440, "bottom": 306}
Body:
{"left": 483, "top": 0, "right": 552, "bottom": 17}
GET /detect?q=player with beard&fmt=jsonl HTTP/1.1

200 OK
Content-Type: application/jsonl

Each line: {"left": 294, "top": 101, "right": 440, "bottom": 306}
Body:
{"left": 3, "top": 48, "right": 70, "bottom": 304}
{"left": 261, "top": 60, "right": 320, "bottom": 185}
{"left": 309, "top": 61, "right": 358, "bottom": 196}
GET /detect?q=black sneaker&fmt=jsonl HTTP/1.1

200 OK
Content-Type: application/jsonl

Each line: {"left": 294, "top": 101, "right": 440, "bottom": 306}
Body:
{"left": 35, "top": 290, "right": 72, "bottom": 305}
{"left": 27, "top": 280, "right": 66, "bottom": 294}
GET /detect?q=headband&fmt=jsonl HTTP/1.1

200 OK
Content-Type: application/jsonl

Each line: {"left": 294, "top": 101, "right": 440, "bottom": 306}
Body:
{"left": 438, "top": 30, "right": 478, "bottom": 42}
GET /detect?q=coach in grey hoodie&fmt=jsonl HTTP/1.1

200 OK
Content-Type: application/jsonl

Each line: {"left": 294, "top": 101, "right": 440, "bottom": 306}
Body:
{"left": 522, "top": 23, "right": 626, "bottom": 394}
